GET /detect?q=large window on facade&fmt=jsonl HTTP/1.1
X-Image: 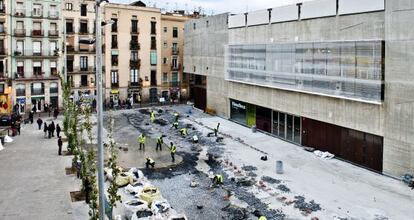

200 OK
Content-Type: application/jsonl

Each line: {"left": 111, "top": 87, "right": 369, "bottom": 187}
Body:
{"left": 130, "top": 69, "right": 139, "bottom": 83}
{"left": 16, "top": 84, "right": 25, "bottom": 96}
{"left": 172, "top": 27, "right": 178, "bottom": 38}
{"left": 111, "top": 71, "right": 118, "bottom": 86}
{"left": 80, "top": 56, "right": 88, "bottom": 71}
{"left": 33, "top": 61, "right": 42, "bottom": 75}
{"left": 80, "top": 4, "right": 87, "bottom": 16}
{"left": 226, "top": 41, "right": 384, "bottom": 102}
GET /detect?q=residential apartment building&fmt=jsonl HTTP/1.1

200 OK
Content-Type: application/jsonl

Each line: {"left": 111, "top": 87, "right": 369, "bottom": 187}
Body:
{"left": 0, "top": 0, "right": 10, "bottom": 114}
{"left": 184, "top": 0, "right": 414, "bottom": 178}
{"left": 103, "top": 2, "right": 163, "bottom": 105}
{"left": 62, "top": 0, "right": 98, "bottom": 99}
{"left": 160, "top": 13, "right": 190, "bottom": 102}
{"left": 10, "top": 0, "right": 62, "bottom": 113}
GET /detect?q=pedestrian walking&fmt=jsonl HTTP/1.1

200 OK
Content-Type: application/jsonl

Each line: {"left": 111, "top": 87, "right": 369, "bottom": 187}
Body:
{"left": 56, "top": 124, "right": 61, "bottom": 138}
{"left": 43, "top": 122, "right": 48, "bottom": 138}
{"left": 50, "top": 121, "right": 56, "bottom": 137}
{"left": 168, "top": 142, "right": 176, "bottom": 163}
{"left": 53, "top": 108, "right": 59, "bottom": 119}
{"left": 16, "top": 119, "right": 21, "bottom": 135}
{"left": 214, "top": 123, "right": 220, "bottom": 137}
{"left": 58, "top": 136, "right": 63, "bottom": 155}
{"left": 138, "top": 134, "right": 146, "bottom": 150}
{"left": 29, "top": 111, "right": 34, "bottom": 124}
{"left": 156, "top": 135, "right": 163, "bottom": 151}
{"left": 36, "top": 117, "right": 43, "bottom": 130}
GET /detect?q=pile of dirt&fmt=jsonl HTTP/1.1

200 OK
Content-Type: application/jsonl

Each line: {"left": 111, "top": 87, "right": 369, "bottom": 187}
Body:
{"left": 293, "top": 196, "right": 321, "bottom": 213}
{"left": 241, "top": 165, "right": 257, "bottom": 171}
{"left": 261, "top": 176, "right": 281, "bottom": 184}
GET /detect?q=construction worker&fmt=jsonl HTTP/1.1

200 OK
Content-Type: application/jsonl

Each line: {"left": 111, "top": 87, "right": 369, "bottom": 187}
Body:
{"left": 172, "top": 122, "right": 179, "bottom": 129}
{"left": 145, "top": 157, "right": 155, "bottom": 168}
{"left": 169, "top": 142, "right": 177, "bottom": 162}
{"left": 258, "top": 216, "right": 267, "bottom": 220}
{"left": 212, "top": 174, "right": 224, "bottom": 185}
{"left": 214, "top": 123, "right": 220, "bottom": 137}
{"left": 150, "top": 111, "right": 155, "bottom": 123}
{"left": 192, "top": 134, "right": 199, "bottom": 143}
{"left": 138, "top": 134, "right": 146, "bottom": 150}
{"left": 174, "top": 113, "right": 179, "bottom": 122}
{"left": 179, "top": 128, "right": 188, "bottom": 137}
{"left": 156, "top": 135, "right": 163, "bottom": 151}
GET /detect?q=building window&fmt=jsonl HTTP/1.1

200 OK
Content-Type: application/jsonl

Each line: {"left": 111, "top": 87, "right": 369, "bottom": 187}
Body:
{"left": 172, "top": 27, "right": 178, "bottom": 38}
{"left": 172, "top": 43, "right": 178, "bottom": 52}
{"left": 80, "top": 4, "right": 87, "bottom": 16}
{"left": 151, "top": 21, "right": 156, "bottom": 34}
{"left": 32, "top": 22, "right": 42, "bottom": 36}
{"left": 50, "top": 82, "right": 58, "bottom": 94}
{"left": 31, "top": 82, "right": 44, "bottom": 95}
{"left": 65, "top": 3, "right": 73, "bottom": 10}
{"left": 111, "top": 18, "right": 118, "bottom": 32}
{"left": 131, "top": 51, "right": 138, "bottom": 61}
{"left": 49, "top": 5, "right": 57, "bottom": 17}
{"left": 163, "top": 57, "right": 167, "bottom": 64}
{"left": 80, "top": 21, "right": 88, "bottom": 34}
{"left": 172, "top": 56, "right": 178, "bottom": 68}
{"left": 150, "top": 70, "right": 156, "bottom": 86}
{"left": 151, "top": 37, "right": 156, "bottom": 50}
{"left": 66, "top": 20, "right": 73, "bottom": 33}
{"left": 32, "top": 4, "right": 42, "bottom": 17}
{"left": 163, "top": 27, "right": 167, "bottom": 33}
{"left": 163, "top": 41, "right": 167, "bottom": 48}
{"left": 131, "top": 20, "right": 138, "bottom": 33}
{"left": 17, "top": 61, "right": 24, "bottom": 77}
{"left": 81, "top": 75, "right": 88, "bottom": 86}
{"left": 111, "top": 35, "right": 118, "bottom": 48}
{"left": 16, "top": 84, "right": 25, "bottom": 96}
{"left": 162, "top": 72, "right": 168, "bottom": 83}
{"left": 111, "top": 54, "right": 118, "bottom": 66}
{"left": 80, "top": 56, "right": 88, "bottom": 71}
{"left": 50, "top": 41, "right": 57, "bottom": 56}
{"left": 33, "top": 41, "right": 41, "bottom": 56}
{"left": 16, "top": 40, "right": 24, "bottom": 55}
{"left": 130, "top": 69, "right": 139, "bottom": 83}
{"left": 16, "top": 2, "right": 24, "bottom": 15}
{"left": 150, "top": 52, "right": 157, "bottom": 65}
{"left": 111, "top": 71, "right": 118, "bottom": 83}
{"left": 50, "top": 61, "right": 57, "bottom": 75}
{"left": 33, "top": 61, "right": 42, "bottom": 75}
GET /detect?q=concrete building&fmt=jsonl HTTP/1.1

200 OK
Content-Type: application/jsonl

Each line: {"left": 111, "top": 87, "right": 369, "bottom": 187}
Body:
{"left": 62, "top": 0, "right": 98, "bottom": 100}
{"left": 184, "top": 0, "right": 414, "bottom": 177}
{"left": 160, "top": 13, "right": 190, "bottom": 102}
{"left": 10, "top": 0, "right": 62, "bottom": 113}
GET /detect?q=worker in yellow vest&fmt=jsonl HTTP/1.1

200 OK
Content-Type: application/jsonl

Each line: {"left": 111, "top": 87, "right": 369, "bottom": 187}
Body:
{"left": 150, "top": 111, "right": 155, "bottom": 123}
{"left": 168, "top": 142, "right": 177, "bottom": 162}
{"left": 172, "top": 122, "right": 179, "bottom": 129}
{"left": 146, "top": 157, "right": 155, "bottom": 168}
{"left": 179, "top": 128, "right": 188, "bottom": 137}
{"left": 258, "top": 216, "right": 267, "bottom": 220}
{"left": 213, "top": 174, "right": 224, "bottom": 185}
{"left": 156, "top": 135, "right": 163, "bottom": 151}
{"left": 138, "top": 134, "right": 146, "bottom": 150}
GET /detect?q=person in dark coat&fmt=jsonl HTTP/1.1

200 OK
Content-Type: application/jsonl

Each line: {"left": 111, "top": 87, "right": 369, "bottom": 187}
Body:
{"left": 43, "top": 122, "right": 48, "bottom": 138}
{"left": 49, "top": 122, "right": 55, "bottom": 138}
{"left": 58, "top": 136, "right": 63, "bottom": 155}
{"left": 29, "top": 111, "right": 34, "bottom": 124}
{"left": 53, "top": 108, "right": 59, "bottom": 119}
{"left": 56, "top": 124, "right": 61, "bottom": 138}
{"left": 36, "top": 118, "right": 43, "bottom": 130}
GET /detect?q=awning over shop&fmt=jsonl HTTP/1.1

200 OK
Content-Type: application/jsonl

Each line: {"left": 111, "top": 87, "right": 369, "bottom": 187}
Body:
{"left": 110, "top": 90, "right": 119, "bottom": 94}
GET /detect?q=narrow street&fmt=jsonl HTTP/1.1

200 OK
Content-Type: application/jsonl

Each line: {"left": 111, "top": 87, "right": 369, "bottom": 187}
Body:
{"left": 0, "top": 116, "right": 76, "bottom": 220}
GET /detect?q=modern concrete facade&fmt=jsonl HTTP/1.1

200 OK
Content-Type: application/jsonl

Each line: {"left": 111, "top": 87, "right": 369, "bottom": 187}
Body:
{"left": 62, "top": 0, "right": 98, "bottom": 99}
{"left": 160, "top": 14, "right": 190, "bottom": 102}
{"left": 184, "top": 0, "right": 414, "bottom": 177}
{"left": 10, "top": 0, "right": 62, "bottom": 113}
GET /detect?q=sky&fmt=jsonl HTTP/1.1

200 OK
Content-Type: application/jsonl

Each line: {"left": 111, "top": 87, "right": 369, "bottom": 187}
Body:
{"left": 111, "top": 0, "right": 307, "bottom": 15}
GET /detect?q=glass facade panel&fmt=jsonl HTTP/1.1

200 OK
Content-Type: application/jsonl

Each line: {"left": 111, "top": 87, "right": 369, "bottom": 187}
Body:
{"left": 226, "top": 40, "right": 384, "bottom": 102}
{"left": 294, "top": 116, "right": 301, "bottom": 144}
{"left": 272, "top": 111, "right": 279, "bottom": 136}
{"left": 230, "top": 100, "right": 247, "bottom": 125}
{"left": 286, "top": 114, "right": 293, "bottom": 141}
{"left": 279, "top": 113, "right": 285, "bottom": 139}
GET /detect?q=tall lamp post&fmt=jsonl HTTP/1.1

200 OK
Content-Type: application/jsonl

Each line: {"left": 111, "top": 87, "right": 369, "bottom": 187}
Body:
{"left": 95, "top": 1, "right": 108, "bottom": 219}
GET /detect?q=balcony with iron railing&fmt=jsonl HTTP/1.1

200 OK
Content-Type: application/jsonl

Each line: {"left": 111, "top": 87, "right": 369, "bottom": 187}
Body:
{"left": 130, "top": 41, "right": 140, "bottom": 50}
{"left": 0, "top": 3, "right": 5, "bottom": 14}
{"left": 48, "top": 30, "right": 59, "bottom": 37}
{"left": 171, "top": 63, "right": 181, "bottom": 71}
{"left": 14, "top": 29, "right": 26, "bottom": 37}
{"left": 111, "top": 41, "right": 118, "bottom": 49}
{"left": 131, "top": 27, "right": 139, "bottom": 34}
{"left": 79, "top": 80, "right": 89, "bottom": 87}
{"left": 68, "top": 66, "right": 98, "bottom": 73}
{"left": 31, "top": 10, "right": 43, "bottom": 18}
{"left": 14, "top": 9, "right": 25, "bottom": 17}
{"left": 111, "top": 82, "right": 119, "bottom": 88}
{"left": 0, "top": 47, "right": 6, "bottom": 56}
{"left": 13, "top": 49, "right": 60, "bottom": 57}
{"left": 129, "top": 81, "right": 141, "bottom": 88}
{"left": 79, "top": 28, "right": 89, "bottom": 35}
{"left": 31, "top": 29, "right": 44, "bottom": 37}
{"left": 130, "top": 59, "right": 141, "bottom": 68}
{"left": 172, "top": 48, "right": 179, "bottom": 55}
{"left": 48, "top": 11, "right": 59, "bottom": 19}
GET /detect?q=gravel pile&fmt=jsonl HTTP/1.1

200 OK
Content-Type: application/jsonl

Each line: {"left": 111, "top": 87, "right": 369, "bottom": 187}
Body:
{"left": 293, "top": 196, "right": 321, "bottom": 213}
{"left": 241, "top": 165, "right": 257, "bottom": 171}
{"left": 261, "top": 176, "right": 281, "bottom": 184}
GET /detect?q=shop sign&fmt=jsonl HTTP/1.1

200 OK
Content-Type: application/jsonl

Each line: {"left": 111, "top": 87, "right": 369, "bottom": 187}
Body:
{"left": 231, "top": 100, "right": 246, "bottom": 110}
{"left": 110, "top": 89, "right": 119, "bottom": 94}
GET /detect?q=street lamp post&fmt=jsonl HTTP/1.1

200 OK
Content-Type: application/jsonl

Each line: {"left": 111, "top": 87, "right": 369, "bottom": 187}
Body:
{"left": 95, "top": 1, "right": 108, "bottom": 219}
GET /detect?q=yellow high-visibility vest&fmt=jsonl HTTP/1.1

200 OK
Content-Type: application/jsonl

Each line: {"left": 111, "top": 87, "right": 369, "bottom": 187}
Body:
{"left": 258, "top": 216, "right": 267, "bottom": 220}
{"left": 139, "top": 135, "right": 146, "bottom": 144}
{"left": 170, "top": 145, "right": 176, "bottom": 153}
{"left": 215, "top": 175, "right": 223, "bottom": 183}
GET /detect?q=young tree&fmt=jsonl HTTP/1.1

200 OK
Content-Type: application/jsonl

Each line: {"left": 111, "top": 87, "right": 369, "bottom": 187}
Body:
{"left": 86, "top": 149, "right": 99, "bottom": 220}
{"left": 106, "top": 113, "right": 122, "bottom": 211}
